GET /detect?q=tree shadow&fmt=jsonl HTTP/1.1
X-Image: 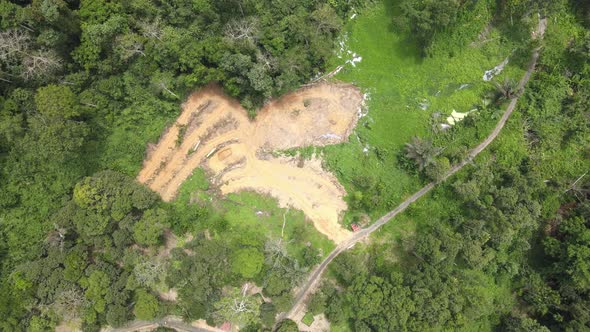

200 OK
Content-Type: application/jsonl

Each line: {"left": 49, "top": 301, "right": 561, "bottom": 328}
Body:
{"left": 381, "top": 0, "right": 423, "bottom": 64}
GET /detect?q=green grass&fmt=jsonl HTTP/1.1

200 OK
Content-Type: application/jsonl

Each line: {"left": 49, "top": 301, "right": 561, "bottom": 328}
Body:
{"left": 175, "top": 167, "right": 211, "bottom": 203}
{"left": 302, "top": 312, "right": 315, "bottom": 326}
{"left": 220, "top": 192, "right": 336, "bottom": 259}
{"left": 316, "top": 1, "right": 524, "bottom": 224}
{"left": 173, "top": 168, "right": 335, "bottom": 261}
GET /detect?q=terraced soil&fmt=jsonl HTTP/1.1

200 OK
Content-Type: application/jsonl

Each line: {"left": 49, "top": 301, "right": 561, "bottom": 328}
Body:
{"left": 137, "top": 83, "right": 363, "bottom": 244}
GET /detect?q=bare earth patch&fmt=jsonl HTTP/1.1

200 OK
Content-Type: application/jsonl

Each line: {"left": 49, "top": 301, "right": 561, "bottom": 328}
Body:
{"left": 137, "top": 83, "right": 362, "bottom": 244}
{"left": 55, "top": 319, "right": 82, "bottom": 332}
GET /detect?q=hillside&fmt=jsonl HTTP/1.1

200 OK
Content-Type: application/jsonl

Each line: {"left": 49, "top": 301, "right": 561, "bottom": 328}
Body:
{"left": 0, "top": 1, "right": 589, "bottom": 331}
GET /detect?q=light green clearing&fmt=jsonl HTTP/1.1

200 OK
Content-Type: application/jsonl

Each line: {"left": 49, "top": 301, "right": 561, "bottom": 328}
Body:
{"left": 220, "top": 192, "right": 336, "bottom": 259}
{"left": 318, "top": 1, "right": 523, "bottom": 225}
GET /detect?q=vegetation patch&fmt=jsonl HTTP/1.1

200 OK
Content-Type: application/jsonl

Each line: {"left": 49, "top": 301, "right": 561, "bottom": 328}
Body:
{"left": 302, "top": 312, "right": 315, "bottom": 326}
{"left": 315, "top": 1, "right": 525, "bottom": 226}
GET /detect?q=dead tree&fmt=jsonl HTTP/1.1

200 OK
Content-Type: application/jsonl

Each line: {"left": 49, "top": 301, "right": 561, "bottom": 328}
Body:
{"left": 0, "top": 29, "right": 62, "bottom": 81}
{"left": 115, "top": 34, "right": 146, "bottom": 61}
{"left": 134, "top": 260, "right": 165, "bottom": 287}
{"left": 46, "top": 223, "right": 67, "bottom": 251}
{"left": 21, "top": 50, "right": 62, "bottom": 80}
{"left": 214, "top": 287, "right": 259, "bottom": 326}
{"left": 256, "top": 51, "right": 277, "bottom": 71}
{"left": 51, "top": 289, "right": 87, "bottom": 322}
{"left": 157, "top": 82, "right": 178, "bottom": 98}
{"left": 264, "top": 238, "right": 305, "bottom": 276}
{"left": 0, "top": 29, "right": 30, "bottom": 62}
{"left": 139, "top": 18, "right": 164, "bottom": 41}
{"left": 224, "top": 18, "right": 259, "bottom": 44}
{"left": 564, "top": 172, "right": 589, "bottom": 201}
{"left": 264, "top": 238, "right": 289, "bottom": 270}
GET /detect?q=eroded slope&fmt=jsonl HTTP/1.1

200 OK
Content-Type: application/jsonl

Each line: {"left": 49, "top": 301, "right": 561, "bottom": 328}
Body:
{"left": 138, "top": 83, "right": 363, "bottom": 243}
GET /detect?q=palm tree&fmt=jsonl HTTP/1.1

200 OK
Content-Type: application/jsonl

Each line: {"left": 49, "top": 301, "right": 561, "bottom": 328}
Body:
{"left": 492, "top": 77, "right": 519, "bottom": 102}
{"left": 404, "top": 136, "right": 442, "bottom": 171}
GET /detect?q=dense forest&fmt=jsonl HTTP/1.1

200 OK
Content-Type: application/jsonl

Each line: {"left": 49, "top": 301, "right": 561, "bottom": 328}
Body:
{"left": 1, "top": 0, "right": 589, "bottom": 331}
{"left": 0, "top": 0, "right": 360, "bottom": 330}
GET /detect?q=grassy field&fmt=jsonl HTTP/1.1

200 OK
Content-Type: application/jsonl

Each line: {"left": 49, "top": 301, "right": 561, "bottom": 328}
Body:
{"left": 219, "top": 192, "right": 336, "bottom": 260}
{"left": 317, "top": 1, "right": 524, "bottom": 225}
{"left": 172, "top": 168, "right": 336, "bottom": 262}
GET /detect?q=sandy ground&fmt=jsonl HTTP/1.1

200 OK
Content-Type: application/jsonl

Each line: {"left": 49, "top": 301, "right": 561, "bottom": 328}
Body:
{"left": 138, "top": 83, "right": 362, "bottom": 244}
{"left": 55, "top": 319, "right": 82, "bottom": 332}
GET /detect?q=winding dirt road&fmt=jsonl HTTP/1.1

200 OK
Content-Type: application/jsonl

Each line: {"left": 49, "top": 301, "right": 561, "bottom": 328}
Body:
{"left": 282, "top": 20, "right": 546, "bottom": 324}
{"left": 102, "top": 316, "right": 224, "bottom": 332}
{"left": 107, "top": 18, "right": 546, "bottom": 332}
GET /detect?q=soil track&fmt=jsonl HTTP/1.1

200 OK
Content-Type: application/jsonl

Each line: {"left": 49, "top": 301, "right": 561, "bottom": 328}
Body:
{"left": 112, "top": 17, "right": 546, "bottom": 332}
{"left": 138, "top": 83, "right": 363, "bottom": 244}
{"left": 282, "top": 19, "right": 547, "bottom": 327}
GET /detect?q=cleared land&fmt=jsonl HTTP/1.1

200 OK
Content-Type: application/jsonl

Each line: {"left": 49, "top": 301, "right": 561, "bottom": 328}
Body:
{"left": 138, "top": 83, "right": 363, "bottom": 244}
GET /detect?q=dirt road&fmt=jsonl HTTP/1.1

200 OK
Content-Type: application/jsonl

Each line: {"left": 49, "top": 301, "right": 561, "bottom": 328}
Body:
{"left": 102, "top": 316, "right": 224, "bottom": 332}
{"left": 282, "top": 20, "right": 546, "bottom": 323}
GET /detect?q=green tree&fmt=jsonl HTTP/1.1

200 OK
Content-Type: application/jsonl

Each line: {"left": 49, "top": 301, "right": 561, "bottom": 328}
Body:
{"left": 396, "top": 0, "right": 463, "bottom": 51}
{"left": 34, "top": 85, "right": 80, "bottom": 119}
{"left": 63, "top": 248, "right": 88, "bottom": 282}
{"left": 502, "top": 314, "right": 550, "bottom": 332}
{"left": 425, "top": 157, "right": 451, "bottom": 182}
{"left": 73, "top": 171, "right": 157, "bottom": 222}
{"left": 231, "top": 247, "right": 264, "bottom": 279}
{"left": 404, "top": 137, "right": 442, "bottom": 171}
{"left": 133, "top": 208, "right": 167, "bottom": 246}
{"left": 167, "top": 238, "right": 231, "bottom": 320}
{"left": 546, "top": 215, "right": 590, "bottom": 290}
{"left": 84, "top": 270, "right": 110, "bottom": 314}
{"left": 28, "top": 315, "right": 54, "bottom": 332}
{"left": 276, "top": 319, "right": 299, "bottom": 332}
{"left": 133, "top": 289, "right": 159, "bottom": 320}
{"left": 347, "top": 273, "right": 414, "bottom": 331}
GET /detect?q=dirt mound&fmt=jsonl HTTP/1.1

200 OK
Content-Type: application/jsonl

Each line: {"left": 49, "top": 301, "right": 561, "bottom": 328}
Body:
{"left": 137, "top": 83, "right": 363, "bottom": 244}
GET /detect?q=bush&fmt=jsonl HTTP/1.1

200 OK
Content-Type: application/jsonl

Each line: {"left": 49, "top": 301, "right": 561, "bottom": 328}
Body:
{"left": 259, "top": 302, "right": 277, "bottom": 327}
{"left": 231, "top": 248, "right": 264, "bottom": 279}
{"left": 425, "top": 157, "right": 451, "bottom": 182}
{"left": 276, "top": 319, "right": 299, "bottom": 332}
{"left": 308, "top": 290, "right": 327, "bottom": 315}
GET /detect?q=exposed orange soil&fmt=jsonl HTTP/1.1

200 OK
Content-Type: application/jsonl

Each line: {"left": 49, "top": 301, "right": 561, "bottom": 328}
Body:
{"left": 137, "top": 83, "right": 363, "bottom": 244}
